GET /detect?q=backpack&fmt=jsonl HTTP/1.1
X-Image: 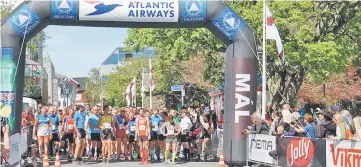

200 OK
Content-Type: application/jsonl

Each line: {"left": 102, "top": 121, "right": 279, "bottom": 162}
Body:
{"left": 312, "top": 123, "right": 321, "bottom": 138}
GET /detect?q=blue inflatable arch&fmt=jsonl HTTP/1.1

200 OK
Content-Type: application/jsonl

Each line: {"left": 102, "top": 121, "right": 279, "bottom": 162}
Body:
{"left": 1, "top": 0, "right": 257, "bottom": 165}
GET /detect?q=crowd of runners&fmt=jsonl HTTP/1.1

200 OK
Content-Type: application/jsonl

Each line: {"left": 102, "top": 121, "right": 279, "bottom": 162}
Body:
{"left": 21, "top": 103, "right": 223, "bottom": 165}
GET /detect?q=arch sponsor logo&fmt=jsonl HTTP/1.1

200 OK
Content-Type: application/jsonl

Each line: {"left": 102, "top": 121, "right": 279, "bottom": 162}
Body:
{"left": 212, "top": 7, "right": 245, "bottom": 40}
{"left": 7, "top": 4, "right": 41, "bottom": 37}
{"left": 180, "top": 0, "right": 206, "bottom": 23}
{"left": 234, "top": 74, "right": 253, "bottom": 123}
{"left": 286, "top": 138, "right": 314, "bottom": 167}
{"left": 79, "top": 0, "right": 178, "bottom": 22}
{"left": 51, "top": 0, "right": 79, "bottom": 20}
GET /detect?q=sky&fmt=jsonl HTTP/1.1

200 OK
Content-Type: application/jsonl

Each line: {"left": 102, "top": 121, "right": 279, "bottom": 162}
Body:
{"left": 44, "top": 26, "right": 128, "bottom": 78}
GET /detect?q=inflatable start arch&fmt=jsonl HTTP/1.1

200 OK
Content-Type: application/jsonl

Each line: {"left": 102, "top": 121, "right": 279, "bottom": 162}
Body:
{"left": 0, "top": 0, "right": 257, "bottom": 165}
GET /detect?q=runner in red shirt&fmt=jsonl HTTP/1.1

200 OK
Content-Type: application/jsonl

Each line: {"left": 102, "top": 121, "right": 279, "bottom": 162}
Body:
{"left": 135, "top": 109, "right": 151, "bottom": 165}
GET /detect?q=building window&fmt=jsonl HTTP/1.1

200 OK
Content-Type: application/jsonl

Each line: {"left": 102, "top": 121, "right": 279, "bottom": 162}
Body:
{"left": 125, "top": 54, "right": 132, "bottom": 60}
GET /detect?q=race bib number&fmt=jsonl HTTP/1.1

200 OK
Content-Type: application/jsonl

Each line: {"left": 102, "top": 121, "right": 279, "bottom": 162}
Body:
{"left": 130, "top": 126, "right": 136, "bottom": 131}
{"left": 181, "top": 129, "right": 187, "bottom": 134}
{"left": 52, "top": 125, "right": 56, "bottom": 130}
{"left": 104, "top": 123, "right": 112, "bottom": 129}
{"left": 139, "top": 125, "right": 146, "bottom": 131}
{"left": 119, "top": 124, "right": 125, "bottom": 129}
{"left": 94, "top": 128, "right": 100, "bottom": 131}
{"left": 167, "top": 126, "right": 175, "bottom": 135}
{"left": 68, "top": 125, "right": 75, "bottom": 130}
{"left": 168, "top": 129, "right": 174, "bottom": 135}
{"left": 152, "top": 125, "right": 159, "bottom": 131}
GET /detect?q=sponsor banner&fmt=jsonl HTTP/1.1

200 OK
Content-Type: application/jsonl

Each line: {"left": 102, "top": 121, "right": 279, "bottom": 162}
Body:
{"left": 180, "top": 0, "right": 206, "bottom": 23}
{"left": 212, "top": 7, "right": 245, "bottom": 40}
{"left": 6, "top": 4, "right": 41, "bottom": 37}
{"left": 247, "top": 134, "right": 276, "bottom": 164}
{"left": 277, "top": 137, "right": 326, "bottom": 167}
{"left": 79, "top": 0, "right": 178, "bottom": 22}
{"left": 326, "top": 139, "right": 361, "bottom": 167}
{"left": 51, "top": 0, "right": 79, "bottom": 20}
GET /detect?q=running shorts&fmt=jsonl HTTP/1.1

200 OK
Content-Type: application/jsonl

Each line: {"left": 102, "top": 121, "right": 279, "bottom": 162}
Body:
{"left": 166, "top": 137, "right": 177, "bottom": 144}
{"left": 61, "top": 133, "right": 74, "bottom": 144}
{"left": 128, "top": 135, "right": 135, "bottom": 143}
{"left": 180, "top": 133, "right": 190, "bottom": 143}
{"left": 102, "top": 128, "right": 114, "bottom": 140}
{"left": 51, "top": 133, "right": 60, "bottom": 142}
{"left": 76, "top": 129, "right": 87, "bottom": 139}
{"left": 90, "top": 133, "right": 101, "bottom": 141}
{"left": 115, "top": 127, "right": 127, "bottom": 138}
{"left": 150, "top": 131, "right": 158, "bottom": 141}
{"left": 137, "top": 135, "right": 149, "bottom": 141}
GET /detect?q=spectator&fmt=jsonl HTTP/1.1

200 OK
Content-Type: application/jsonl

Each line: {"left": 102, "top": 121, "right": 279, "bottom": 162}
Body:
{"left": 294, "top": 113, "right": 315, "bottom": 138}
{"left": 341, "top": 110, "right": 355, "bottom": 133}
{"left": 353, "top": 115, "right": 361, "bottom": 141}
{"left": 282, "top": 122, "right": 296, "bottom": 137}
{"left": 276, "top": 126, "right": 284, "bottom": 137}
{"left": 328, "top": 113, "right": 347, "bottom": 140}
{"left": 269, "top": 111, "right": 283, "bottom": 135}
{"left": 242, "top": 112, "right": 269, "bottom": 135}
{"left": 319, "top": 111, "right": 336, "bottom": 138}
{"left": 290, "top": 112, "right": 306, "bottom": 137}
{"left": 281, "top": 104, "right": 292, "bottom": 124}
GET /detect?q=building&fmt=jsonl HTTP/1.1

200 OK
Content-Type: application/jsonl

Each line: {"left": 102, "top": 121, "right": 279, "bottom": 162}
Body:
{"left": 100, "top": 47, "right": 156, "bottom": 79}
{"left": 57, "top": 76, "right": 79, "bottom": 107}
{"left": 73, "top": 77, "right": 88, "bottom": 105}
{"left": 43, "top": 54, "right": 57, "bottom": 105}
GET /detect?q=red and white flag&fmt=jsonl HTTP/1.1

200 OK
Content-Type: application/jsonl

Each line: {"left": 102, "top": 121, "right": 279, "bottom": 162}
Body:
{"left": 125, "top": 84, "right": 131, "bottom": 107}
{"left": 149, "top": 58, "right": 155, "bottom": 92}
{"left": 131, "top": 76, "right": 136, "bottom": 106}
{"left": 141, "top": 71, "right": 145, "bottom": 97}
{"left": 265, "top": 4, "right": 285, "bottom": 63}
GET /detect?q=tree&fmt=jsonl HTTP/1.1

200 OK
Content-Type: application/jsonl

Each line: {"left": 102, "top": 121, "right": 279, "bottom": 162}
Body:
{"left": 0, "top": 0, "right": 14, "bottom": 18}
{"left": 85, "top": 68, "right": 101, "bottom": 107}
{"left": 104, "top": 57, "right": 150, "bottom": 107}
{"left": 125, "top": 1, "right": 361, "bottom": 109}
{"left": 299, "top": 65, "right": 361, "bottom": 104}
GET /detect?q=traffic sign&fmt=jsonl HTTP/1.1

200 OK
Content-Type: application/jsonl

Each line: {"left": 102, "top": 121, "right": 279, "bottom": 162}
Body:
{"left": 171, "top": 85, "right": 183, "bottom": 92}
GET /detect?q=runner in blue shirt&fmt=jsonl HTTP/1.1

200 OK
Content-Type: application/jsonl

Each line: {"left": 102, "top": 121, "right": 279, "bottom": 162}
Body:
{"left": 127, "top": 112, "right": 137, "bottom": 161}
{"left": 88, "top": 106, "right": 101, "bottom": 160}
{"left": 72, "top": 105, "right": 87, "bottom": 164}
{"left": 48, "top": 106, "right": 61, "bottom": 159}
{"left": 149, "top": 108, "right": 163, "bottom": 162}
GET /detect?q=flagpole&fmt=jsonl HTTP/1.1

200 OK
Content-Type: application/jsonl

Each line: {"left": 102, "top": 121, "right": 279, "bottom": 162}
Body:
{"left": 261, "top": 0, "right": 267, "bottom": 119}
{"left": 100, "top": 65, "right": 103, "bottom": 111}
{"left": 149, "top": 58, "right": 153, "bottom": 109}
{"left": 142, "top": 68, "right": 145, "bottom": 108}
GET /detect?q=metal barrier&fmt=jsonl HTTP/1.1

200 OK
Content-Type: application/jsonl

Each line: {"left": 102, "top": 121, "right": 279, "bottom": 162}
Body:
{"left": 245, "top": 134, "right": 278, "bottom": 167}
{"left": 20, "top": 125, "right": 33, "bottom": 156}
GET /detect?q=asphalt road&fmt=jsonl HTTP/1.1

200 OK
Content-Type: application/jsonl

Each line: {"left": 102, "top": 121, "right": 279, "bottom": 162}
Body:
{"left": 38, "top": 160, "right": 219, "bottom": 167}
